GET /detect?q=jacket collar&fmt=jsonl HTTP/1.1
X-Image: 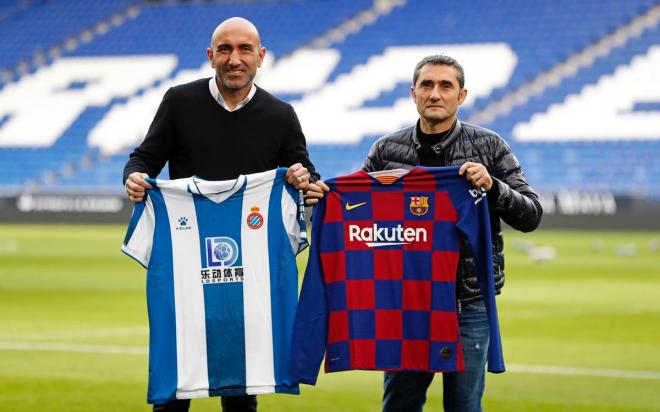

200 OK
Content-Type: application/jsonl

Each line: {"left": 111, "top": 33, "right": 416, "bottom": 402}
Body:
{"left": 411, "top": 119, "right": 462, "bottom": 151}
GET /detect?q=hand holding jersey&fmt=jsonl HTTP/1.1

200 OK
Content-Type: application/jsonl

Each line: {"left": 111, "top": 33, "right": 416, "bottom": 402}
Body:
{"left": 459, "top": 162, "right": 493, "bottom": 192}
{"left": 125, "top": 171, "right": 152, "bottom": 202}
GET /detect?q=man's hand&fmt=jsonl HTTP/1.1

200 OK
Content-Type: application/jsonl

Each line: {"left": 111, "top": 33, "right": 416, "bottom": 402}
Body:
{"left": 285, "top": 163, "right": 311, "bottom": 191}
{"left": 459, "top": 162, "right": 493, "bottom": 191}
{"left": 305, "top": 180, "right": 329, "bottom": 206}
{"left": 125, "top": 172, "right": 152, "bottom": 203}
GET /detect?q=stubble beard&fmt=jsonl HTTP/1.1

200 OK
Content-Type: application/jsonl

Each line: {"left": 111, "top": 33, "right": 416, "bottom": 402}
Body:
{"left": 423, "top": 109, "right": 450, "bottom": 125}
{"left": 218, "top": 67, "right": 256, "bottom": 92}
{"left": 420, "top": 106, "right": 457, "bottom": 132}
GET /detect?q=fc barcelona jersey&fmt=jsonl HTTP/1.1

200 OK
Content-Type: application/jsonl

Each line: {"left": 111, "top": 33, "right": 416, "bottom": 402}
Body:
{"left": 291, "top": 166, "right": 504, "bottom": 384}
{"left": 122, "top": 168, "right": 307, "bottom": 404}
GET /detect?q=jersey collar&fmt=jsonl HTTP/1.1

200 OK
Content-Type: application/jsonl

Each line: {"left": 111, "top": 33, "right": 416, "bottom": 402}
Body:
{"left": 188, "top": 175, "right": 246, "bottom": 203}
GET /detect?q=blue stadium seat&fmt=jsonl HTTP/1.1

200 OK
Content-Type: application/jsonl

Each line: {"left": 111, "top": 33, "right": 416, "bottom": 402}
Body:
{"left": 0, "top": 0, "right": 137, "bottom": 74}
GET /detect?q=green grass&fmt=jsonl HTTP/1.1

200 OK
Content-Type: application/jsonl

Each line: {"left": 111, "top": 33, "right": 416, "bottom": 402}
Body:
{"left": 0, "top": 224, "right": 659, "bottom": 411}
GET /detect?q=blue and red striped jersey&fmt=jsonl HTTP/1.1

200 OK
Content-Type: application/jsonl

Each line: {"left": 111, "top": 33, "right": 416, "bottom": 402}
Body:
{"left": 292, "top": 166, "right": 504, "bottom": 384}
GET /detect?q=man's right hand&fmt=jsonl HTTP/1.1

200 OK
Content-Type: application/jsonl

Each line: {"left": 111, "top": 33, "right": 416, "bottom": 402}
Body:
{"left": 125, "top": 172, "right": 152, "bottom": 203}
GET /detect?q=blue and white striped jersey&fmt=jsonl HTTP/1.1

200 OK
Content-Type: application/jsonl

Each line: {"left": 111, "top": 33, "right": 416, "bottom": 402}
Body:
{"left": 122, "top": 168, "right": 307, "bottom": 404}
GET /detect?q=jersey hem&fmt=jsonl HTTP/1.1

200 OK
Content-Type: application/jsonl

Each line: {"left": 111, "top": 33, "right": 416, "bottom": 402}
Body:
{"left": 148, "top": 385, "right": 300, "bottom": 403}
{"left": 325, "top": 365, "right": 465, "bottom": 374}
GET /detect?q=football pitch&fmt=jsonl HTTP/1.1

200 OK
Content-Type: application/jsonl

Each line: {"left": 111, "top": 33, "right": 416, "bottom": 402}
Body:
{"left": 0, "top": 224, "right": 658, "bottom": 412}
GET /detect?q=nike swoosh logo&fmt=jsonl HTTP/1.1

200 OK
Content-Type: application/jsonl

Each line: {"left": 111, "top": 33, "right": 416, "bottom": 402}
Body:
{"left": 345, "top": 201, "right": 367, "bottom": 211}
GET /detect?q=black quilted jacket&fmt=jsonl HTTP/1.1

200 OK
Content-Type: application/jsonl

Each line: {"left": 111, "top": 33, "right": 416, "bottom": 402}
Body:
{"left": 363, "top": 120, "right": 543, "bottom": 306}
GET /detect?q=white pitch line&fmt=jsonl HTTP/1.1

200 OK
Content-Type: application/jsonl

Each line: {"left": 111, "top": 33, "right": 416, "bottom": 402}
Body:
{"left": 507, "top": 363, "right": 660, "bottom": 380}
{"left": 0, "top": 341, "right": 658, "bottom": 381}
{"left": 0, "top": 327, "right": 148, "bottom": 341}
{"left": 0, "top": 341, "right": 147, "bottom": 355}
{"left": 505, "top": 307, "right": 660, "bottom": 319}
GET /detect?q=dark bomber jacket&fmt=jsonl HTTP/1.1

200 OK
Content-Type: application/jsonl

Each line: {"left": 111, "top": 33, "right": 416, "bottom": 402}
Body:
{"left": 363, "top": 120, "right": 543, "bottom": 305}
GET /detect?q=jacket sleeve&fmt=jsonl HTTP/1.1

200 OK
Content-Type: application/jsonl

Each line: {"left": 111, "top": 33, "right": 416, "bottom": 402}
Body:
{"left": 122, "top": 88, "right": 176, "bottom": 184}
{"left": 362, "top": 139, "right": 383, "bottom": 173}
{"left": 487, "top": 137, "right": 543, "bottom": 232}
{"left": 291, "top": 200, "right": 328, "bottom": 385}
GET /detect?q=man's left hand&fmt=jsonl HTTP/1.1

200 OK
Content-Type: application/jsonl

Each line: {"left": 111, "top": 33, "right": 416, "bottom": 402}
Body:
{"left": 459, "top": 162, "right": 493, "bottom": 191}
{"left": 305, "top": 180, "right": 329, "bottom": 206}
{"left": 285, "top": 163, "right": 311, "bottom": 190}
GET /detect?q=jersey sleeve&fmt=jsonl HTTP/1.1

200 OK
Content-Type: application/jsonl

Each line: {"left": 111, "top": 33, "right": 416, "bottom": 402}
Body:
{"left": 121, "top": 195, "right": 156, "bottom": 268}
{"left": 453, "top": 184, "right": 505, "bottom": 373}
{"left": 291, "top": 199, "right": 329, "bottom": 385}
{"left": 281, "top": 179, "right": 309, "bottom": 255}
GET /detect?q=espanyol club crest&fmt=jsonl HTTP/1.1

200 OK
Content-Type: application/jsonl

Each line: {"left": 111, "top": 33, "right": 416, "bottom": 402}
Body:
{"left": 246, "top": 205, "right": 264, "bottom": 230}
{"left": 409, "top": 195, "right": 429, "bottom": 216}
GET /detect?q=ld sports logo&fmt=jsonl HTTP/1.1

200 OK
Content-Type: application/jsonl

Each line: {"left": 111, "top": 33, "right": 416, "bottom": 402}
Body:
{"left": 205, "top": 236, "right": 239, "bottom": 267}
{"left": 201, "top": 236, "right": 244, "bottom": 284}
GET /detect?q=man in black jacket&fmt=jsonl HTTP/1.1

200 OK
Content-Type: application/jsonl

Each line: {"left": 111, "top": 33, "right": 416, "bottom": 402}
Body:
{"left": 123, "top": 17, "right": 327, "bottom": 412}
{"left": 363, "top": 55, "right": 542, "bottom": 412}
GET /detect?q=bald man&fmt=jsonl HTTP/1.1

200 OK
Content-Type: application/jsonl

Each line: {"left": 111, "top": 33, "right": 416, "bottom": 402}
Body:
{"left": 124, "top": 16, "right": 328, "bottom": 203}
{"left": 123, "top": 17, "right": 328, "bottom": 412}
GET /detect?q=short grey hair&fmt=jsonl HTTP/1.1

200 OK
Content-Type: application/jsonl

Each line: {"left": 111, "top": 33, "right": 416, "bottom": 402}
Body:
{"left": 412, "top": 55, "right": 465, "bottom": 89}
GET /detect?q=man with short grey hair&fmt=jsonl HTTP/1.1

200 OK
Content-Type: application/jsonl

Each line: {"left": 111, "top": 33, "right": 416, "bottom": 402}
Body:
{"left": 363, "top": 54, "right": 542, "bottom": 411}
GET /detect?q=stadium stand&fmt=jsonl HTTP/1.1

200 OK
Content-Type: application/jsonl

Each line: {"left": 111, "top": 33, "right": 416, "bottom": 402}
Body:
{"left": 0, "top": 0, "right": 137, "bottom": 80}
{"left": 0, "top": 0, "right": 659, "bottom": 202}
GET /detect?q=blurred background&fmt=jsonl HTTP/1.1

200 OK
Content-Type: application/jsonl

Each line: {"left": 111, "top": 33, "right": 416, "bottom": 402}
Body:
{"left": 0, "top": 0, "right": 658, "bottom": 411}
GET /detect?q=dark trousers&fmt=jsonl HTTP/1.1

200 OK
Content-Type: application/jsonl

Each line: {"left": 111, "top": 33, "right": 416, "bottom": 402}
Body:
{"left": 153, "top": 395, "right": 257, "bottom": 412}
{"left": 382, "top": 300, "right": 490, "bottom": 412}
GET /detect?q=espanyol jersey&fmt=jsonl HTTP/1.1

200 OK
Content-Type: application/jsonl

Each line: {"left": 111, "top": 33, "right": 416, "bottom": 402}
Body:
{"left": 122, "top": 168, "right": 307, "bottom": 404}
{"left": 292, "top": 166, "right": 504, "bottom": 385}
